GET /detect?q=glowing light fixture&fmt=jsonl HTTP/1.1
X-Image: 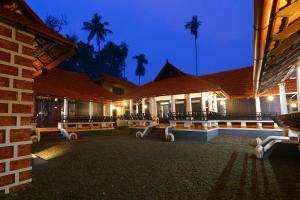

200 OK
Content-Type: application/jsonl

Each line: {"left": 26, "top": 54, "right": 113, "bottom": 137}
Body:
{"left": 291, "top": 103, "right": 297, "bottom": 108}
{"left": 112, "top": 105, "right": 116, "bottom": 110}
{"left": 123, "top": 101, "right": 128, "bottom": 106}
{"left": 144, "top": 105, "right": 148, "bottom": 109}
{"left": 267, "top": 96, "right": 274, "bottom": 101}
{"left": 220, "top": 100, "right": 226, "bottom": 105}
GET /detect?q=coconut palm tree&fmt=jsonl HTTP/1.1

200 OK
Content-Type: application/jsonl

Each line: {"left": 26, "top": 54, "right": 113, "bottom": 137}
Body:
{"left": 185, "top": 15, "right": 202, "bottom": 76}
{"left": 133, "top": 54, "right": 148, "bottom": 85}
{"left": 82, "top": 13, "right": 112, "bottom": 51}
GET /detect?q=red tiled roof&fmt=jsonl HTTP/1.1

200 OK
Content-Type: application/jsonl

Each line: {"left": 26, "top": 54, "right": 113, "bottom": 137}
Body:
{"left": 200, "top": 66, "right": 297, "bottom": 98}
{"left": 34, "top": 69, "right": 116, "bottom": 103}
{"left": 200, "top": 66, "right": 254, "bottom": 99}
{"left": 261, "top": 77, "right": 297, "bottom": 96}
{"left": 124, "top": 62, "right": 224, "bottom": 100}
{"left": 0, "top": 1, "right": 75, "bottom": 47}
{"left": 0, "top": 0, "right": 77, "bottom": 77}
{"left": 94, "top": 75, "right": 137, "bottom": 89}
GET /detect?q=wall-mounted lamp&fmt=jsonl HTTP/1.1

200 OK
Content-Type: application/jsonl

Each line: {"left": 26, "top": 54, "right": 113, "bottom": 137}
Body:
{"left": 267, "top": 96, "right": 274, "bottom": 101}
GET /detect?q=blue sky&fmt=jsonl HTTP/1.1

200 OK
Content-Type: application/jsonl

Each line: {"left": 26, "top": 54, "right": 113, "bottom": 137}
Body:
{"left": 27, "top": 0, "right": 253, "bottom": 84}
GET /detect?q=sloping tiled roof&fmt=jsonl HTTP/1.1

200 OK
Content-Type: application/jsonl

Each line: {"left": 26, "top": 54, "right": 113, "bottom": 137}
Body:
{"left": 0, "top": 0, "right": 77, "bottom": 77}
{"left": 261, "top": 77, "right": 297, "bottom": 96}
{"left": 200, "top": 66, "right": 297, "bottom": 99}
{"left": 34, "top": 69, "right": 116, "bottom": 103}
{"left": 200, "top": 66, "right": 254, "bottom": 99}
{"left": 124, "top": 62, "right": 224, "bottom": 100}
{"left": 94, "top": 75, "right": 137, "bottom": 89}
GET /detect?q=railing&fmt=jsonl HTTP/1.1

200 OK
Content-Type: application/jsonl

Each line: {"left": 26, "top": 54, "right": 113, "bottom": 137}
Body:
{"left": 62, "top": 116, "right": 117, "bottom": 123}
{"left": 168, "top": 112, "right": 278, "bottom": 121}
{"left": 272, "top": 112, "right": 300, "bottom": 131}
{"left": 121, "top": 113, "right": 153, "bottom": 121}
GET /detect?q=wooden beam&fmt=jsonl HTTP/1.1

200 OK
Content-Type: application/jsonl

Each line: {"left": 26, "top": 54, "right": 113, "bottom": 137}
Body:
{"left": 273, "top": 18, "right": 300, "bottom": 40}
{"left": 269, "top": 32, "right": 300, "bottom": 56}
{"left": 32, "top": 50, "right": 74, "bottom": 78}
{"left": 277, "top": 1, "right": 300, "bottom": 17}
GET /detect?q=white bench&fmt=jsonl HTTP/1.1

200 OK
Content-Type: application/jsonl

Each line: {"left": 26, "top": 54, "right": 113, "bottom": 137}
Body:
{"left": 58, "top": 122, "right": 115, "bottom": 140}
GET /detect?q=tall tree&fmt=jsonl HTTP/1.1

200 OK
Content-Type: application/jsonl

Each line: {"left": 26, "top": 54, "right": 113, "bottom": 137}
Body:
{"left": 95, "top": 41, "right": 128, "bottom": 79}
{"left": 44, "top": 14, "right": 68, "bottom": 32}
{"left": 133, "top": 54, "right": 148, "bottom": 85}
{"left": 185, "top": 15, "right": 202, "bottom": 76}
{"left": 60, "top": 41, "right": 95, "bottom": 73}
{"left": 82, "top": 13, "right": 112, "bottom": 51}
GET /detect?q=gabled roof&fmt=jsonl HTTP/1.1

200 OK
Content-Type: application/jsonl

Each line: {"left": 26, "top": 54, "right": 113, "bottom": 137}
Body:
{"left": 94, "top": 75, "right": 137, "bottom": 89}
{"left": 200, "top": 66, "right": 254, "bottom": 99}
{"left": 34, "top": 69, "right": 116, "bottom": 103}
{"left": 0, "top": 0, "right": 77, "bottom": 77}
{"left": 124, "top": 62, "right": 224, "bottom": 100}
{"left": 154, "top": 61, "right": 186, "bottom": 81}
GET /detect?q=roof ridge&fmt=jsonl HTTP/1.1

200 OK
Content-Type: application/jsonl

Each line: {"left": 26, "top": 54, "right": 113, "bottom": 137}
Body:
{"left": 199, "top": 66, "right": 253, "bottom": 77}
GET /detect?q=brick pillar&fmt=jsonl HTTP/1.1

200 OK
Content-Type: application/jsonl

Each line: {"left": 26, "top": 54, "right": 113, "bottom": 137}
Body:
{"left": 0, "top": 22, "right": 35, "bottom": 194}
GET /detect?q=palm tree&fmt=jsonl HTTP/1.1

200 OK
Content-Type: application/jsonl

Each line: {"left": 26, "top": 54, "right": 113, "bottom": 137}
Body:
{"left": 185, "top": 15, "right": 202, "bottom": 76}
{"left": 133, "top": 54, "right": 148, "bottom": 85}
{"left": 82, "top": 13, "right": 112, "bottom": 51}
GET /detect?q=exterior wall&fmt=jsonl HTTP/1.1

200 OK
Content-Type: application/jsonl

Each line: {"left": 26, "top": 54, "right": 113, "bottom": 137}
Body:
{"left": 260, "top": 95, "right": 280, "bottom": 114}
{"left": 35, "top": 97, "right": 62, "bottom": 127}
{"left": 0, "top": 22, "right": 34, "bottom": 193}
{"left": 75, "top": 101, "right": 89, "bottom": 116}
{"left": 226, "top": 97, "right": 281, "bottom": 114}
{"left": 226, "top": 98, "right": 256, "bottom": 114}
{"left": 92, "top": 103, "right": 103, "bottom": 116}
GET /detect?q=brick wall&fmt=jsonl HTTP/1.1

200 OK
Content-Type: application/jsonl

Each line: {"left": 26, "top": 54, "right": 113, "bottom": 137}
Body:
{"left": 0, "top": 21, "right": 35, "bottom": 194}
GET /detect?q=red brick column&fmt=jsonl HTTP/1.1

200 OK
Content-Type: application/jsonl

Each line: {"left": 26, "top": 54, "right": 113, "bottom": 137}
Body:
{"left": 0, "top": 21, "right": 35, "bottom": 194}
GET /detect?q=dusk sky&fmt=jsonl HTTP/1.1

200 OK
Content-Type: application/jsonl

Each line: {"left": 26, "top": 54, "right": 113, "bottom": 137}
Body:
{"left": 27, "top": 0, "right": 253, "bottom": 84}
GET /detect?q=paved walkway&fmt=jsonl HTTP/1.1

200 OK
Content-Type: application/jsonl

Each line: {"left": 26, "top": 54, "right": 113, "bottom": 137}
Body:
{"left": 2, "top": 129, "right": 300, "bottom": 200}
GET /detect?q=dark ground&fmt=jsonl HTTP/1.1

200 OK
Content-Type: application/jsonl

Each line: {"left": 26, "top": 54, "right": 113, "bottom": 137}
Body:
{"left": 2, "top": 128, "right": 300, "bottom": 200}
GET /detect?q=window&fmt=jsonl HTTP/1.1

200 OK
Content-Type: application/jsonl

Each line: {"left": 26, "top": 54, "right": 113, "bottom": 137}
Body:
{"left": 112, "top": 86, "right": 125, "bottom": 95}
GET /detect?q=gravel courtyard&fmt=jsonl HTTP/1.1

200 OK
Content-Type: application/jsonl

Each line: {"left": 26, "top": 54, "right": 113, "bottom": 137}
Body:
{"left": 2, "top": 128, "right": 300, "bottom": 200}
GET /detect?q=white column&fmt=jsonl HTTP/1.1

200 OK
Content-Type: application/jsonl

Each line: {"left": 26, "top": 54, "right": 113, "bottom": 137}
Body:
{"left": 213, "top": 94, "right": 218, "bottom": 112}
{"left": 129, "top": 99, "right": 133, "bottom": 114}
{"left": 135, "top": 103, "right": 139, "bottom": 114}
{"left": 153, "top": 97, "right": 157, "bottom": 118}
{"left": 63, "top": 98, "right": 68, "bottom": 120}
{"left": 185, "top": 94, "right": 192, "bottom": 112}
{"left": 171, "top": 95, "right": 176, "bottom": 113}
{"left": 103, "top": 104, "right": 106, "bottom": 116}
{"left": 278, "top": 83, "right": 288, "bottom": 114}
{"left": 109, "top": 102, "right": 113, "bottom": 117}
{"left": 89, "top": 101, "right": 93, "bottom": 118}
{"left": 255, "top": 96, "right": 262, "bottom": 128}
{"left": 255, "top": 96, "right": 261, "bottom": 113}
{"left": 142, "top": 98, "right": 146, "bottom": 113}
{"left": 296, "top": 64, "right": 300, "bottom": 112}
{"left": 208, "top": 94, "right": 213, "bottom": 112}
{"left": 149, "top": 97, "right": 155, "bottom": 118}
{"left": 201, "top": 93, "right": 206, "bottom": 112}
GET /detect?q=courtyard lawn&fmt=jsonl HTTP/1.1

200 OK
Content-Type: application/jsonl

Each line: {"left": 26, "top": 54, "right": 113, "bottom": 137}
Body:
{"left": 2, "top": 128, "right": 300, "bottom": 200}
